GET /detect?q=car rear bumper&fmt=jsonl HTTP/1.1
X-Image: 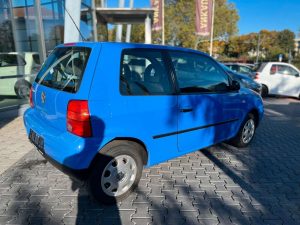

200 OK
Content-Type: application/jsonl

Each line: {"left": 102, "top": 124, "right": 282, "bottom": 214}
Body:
{"left": 23, "top": 108, "right": 100, "bottom": 170}
{"left": 39, "top": 148, "right": 89, "bottom": 180}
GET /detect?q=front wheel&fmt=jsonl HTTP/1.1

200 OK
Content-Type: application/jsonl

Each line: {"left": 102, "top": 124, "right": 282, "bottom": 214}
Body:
{"left": 88, "top": 141, "right": 143, "bottom": 204}
{"left": 229, "top": 114, "right": 256, "bottom": 148}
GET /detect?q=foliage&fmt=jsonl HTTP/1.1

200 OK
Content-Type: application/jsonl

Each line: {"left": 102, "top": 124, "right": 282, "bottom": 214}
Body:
{"left": 165, "top": 0, "right": 239, "bottom": 50}
{"left": 224, "top": 29, "right": 296, "bottom": 62}
{"left": 293, "top": 54, "right": 300, "bottom": 70}
{"left": 277, "top": 29, "right": 295, "bottom": 53}
{"left": 127, "top": 0, "right": 239, "bottom": 52}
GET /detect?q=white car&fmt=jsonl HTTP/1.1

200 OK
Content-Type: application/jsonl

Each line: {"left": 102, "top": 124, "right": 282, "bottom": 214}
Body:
{"left": 255, "top": 62, "right": 300, "bottom": 99}
{"left": 0, "top": 52, "right": 40, "bottom": 98}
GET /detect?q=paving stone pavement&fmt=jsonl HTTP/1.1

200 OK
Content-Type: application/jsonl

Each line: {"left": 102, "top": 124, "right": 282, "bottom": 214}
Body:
{"left": 0, "top": 97, "right": 300, "bottom": 225}
{"left": 0, "top": 117, "right": 33, "bottom": 174}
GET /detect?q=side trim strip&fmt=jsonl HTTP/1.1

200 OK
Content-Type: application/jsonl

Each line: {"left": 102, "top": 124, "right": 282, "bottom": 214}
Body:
{"left": 153, "top": 118, "right": 239, "bottom": 139}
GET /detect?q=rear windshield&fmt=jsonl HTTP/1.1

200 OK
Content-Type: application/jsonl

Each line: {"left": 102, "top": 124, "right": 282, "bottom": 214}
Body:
{"left": 35, "top": 47, "right": 91, "bottom": 93}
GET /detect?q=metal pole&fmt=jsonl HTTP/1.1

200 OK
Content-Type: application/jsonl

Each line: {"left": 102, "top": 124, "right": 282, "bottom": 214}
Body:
{"left": 91, "top": 0, "right": 98, "bottom": 41}
{"left": 162, "top": 0, "right": 165, "bottom": 45}
{"left": 209, "top": 0, "right": 215, "bottom": 56}
{"left": 116, "top": 0, "right": 125, "bottom": 42}
{"left": 125, "top": 0, "right": 134, "bottom": 42}
{"left": 145, "top": 14, "right": 152, "bottom": 44}
{"left": 34, "top": 0, "right": 46, "bottom": 62}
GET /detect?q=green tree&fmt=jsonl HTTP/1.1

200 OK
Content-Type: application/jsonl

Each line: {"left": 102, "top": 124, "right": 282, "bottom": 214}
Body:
{"left": 165, "top": 0, "right": 239, "bottom": 51}
{"left": 277, "top": 29, "right": 295, "bottom": 53}
{"left": 225, "top": 29, "right": 296, "bottom": 62}
{"left": 125, "top": 0, "right": 239, "bottom": 54}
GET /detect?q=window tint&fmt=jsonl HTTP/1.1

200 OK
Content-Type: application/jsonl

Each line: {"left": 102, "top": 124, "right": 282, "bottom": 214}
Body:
{"left": 33, "top": 54, "right": 41, "bottom": 65}
{"left": 230, "top": 65, "right": 239, "bottom": 72}
{"left": 239, "top": 66, "right": 252, "bottom": 73}
{"left": 120, "top": 49, "right": 173, "bottom": 95}
{"left": 270, "top": 64, "right": 299, "bottom": 76}
{"left": 0, "top": 54, "right": 26, "bottom": 67}
{"left": 169, "top": 51, "right": 229, "bottom": 93}
{"left": 35, "top": 47, "right": 91, "bottom": 93}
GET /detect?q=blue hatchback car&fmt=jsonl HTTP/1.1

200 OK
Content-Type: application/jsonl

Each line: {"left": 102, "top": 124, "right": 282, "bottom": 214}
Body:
{"left": 24, "top": 42, "right": 263, "bottom": 204}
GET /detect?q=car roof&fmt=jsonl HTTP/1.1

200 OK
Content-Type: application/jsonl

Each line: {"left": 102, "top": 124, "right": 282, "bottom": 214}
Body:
{"left": 266, "top": 62, "right": 294, "bottom": 66}
{"left": 57, "top": 41, "right": 211, "bottom": 57}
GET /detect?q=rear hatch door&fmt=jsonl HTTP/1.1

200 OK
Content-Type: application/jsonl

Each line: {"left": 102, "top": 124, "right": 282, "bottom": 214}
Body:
{"left": 33, "top": 43, "right": 100, "bottom": 132}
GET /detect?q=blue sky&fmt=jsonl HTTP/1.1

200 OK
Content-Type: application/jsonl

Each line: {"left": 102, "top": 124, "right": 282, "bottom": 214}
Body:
{"left": 108, "top": 0, "right": 300, "bottom": 36}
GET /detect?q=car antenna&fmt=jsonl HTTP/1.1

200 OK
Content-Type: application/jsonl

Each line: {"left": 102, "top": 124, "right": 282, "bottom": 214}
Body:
{"left": 62, "top": 3, "right": 86, "bottom": 42}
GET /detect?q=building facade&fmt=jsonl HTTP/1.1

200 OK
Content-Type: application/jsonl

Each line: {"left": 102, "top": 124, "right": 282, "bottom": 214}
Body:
{"left": 0, "top": 0, "right": 94, "bottom": 111}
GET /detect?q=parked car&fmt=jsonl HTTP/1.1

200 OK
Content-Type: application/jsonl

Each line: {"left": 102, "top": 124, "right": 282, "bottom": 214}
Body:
{"left": 255, "top": 62, "right": 300, "bottom": 98}
{"left": 224, "top": 63, "right": 255, "bottom": 78}
{"left": 23, "top": 42, "right": 264, "bottom": 204}
{"left": 220, "top": 64, "right": 262, "bottom": 94}
{"left": 0, "top": 52, "right": 41, "bottom": 98}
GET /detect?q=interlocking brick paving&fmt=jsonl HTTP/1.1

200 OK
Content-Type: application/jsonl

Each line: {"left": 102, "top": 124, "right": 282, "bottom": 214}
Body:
{"left": 0, "top": 97, "right": 299, "bottom": 225}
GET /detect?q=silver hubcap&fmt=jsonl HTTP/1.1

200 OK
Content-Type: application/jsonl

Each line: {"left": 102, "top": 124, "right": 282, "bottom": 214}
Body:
{"left": 101, "top": 155, "right": 137, "bottom": 197}
{"left": 242, "top": 118, "right": 255, "bottom": 144}
{"left": 19, "top": 86, "right": 30, "bottom": 98}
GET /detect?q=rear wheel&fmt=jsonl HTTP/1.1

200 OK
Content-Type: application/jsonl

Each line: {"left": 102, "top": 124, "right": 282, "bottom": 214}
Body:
{"left": 229, "top": 114, "right": 256, "bottom": 148}
{"left": 14, "top": 80, "right": 31, "bottom": 99}
{"left": 261, "top": 85, "right": 268, "bottom": 98}
{"left": 88, "top": 141, "right": 143, "bottom": 204}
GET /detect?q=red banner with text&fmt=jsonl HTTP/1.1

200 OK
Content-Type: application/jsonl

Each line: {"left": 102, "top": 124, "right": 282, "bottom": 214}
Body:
{"left": 195, "top": 0, "right": 213, "bottom": 36}
{"left": 151, "top": 0, "right": 162, "bottom": 31}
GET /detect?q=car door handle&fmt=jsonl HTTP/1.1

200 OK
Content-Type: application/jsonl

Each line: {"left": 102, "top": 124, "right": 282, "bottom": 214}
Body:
{"left": 180, "top": 108, "right": 193, "bottom": 113}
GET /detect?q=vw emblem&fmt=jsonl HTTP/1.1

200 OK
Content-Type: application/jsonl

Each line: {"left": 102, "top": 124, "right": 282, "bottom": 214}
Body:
{"left": 41, "top": 92, "right": 46, "bottom": 103}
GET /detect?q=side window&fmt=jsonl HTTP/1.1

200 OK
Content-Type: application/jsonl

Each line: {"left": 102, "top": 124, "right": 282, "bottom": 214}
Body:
{"left": 272, "top": 65, "right": 298, "bottom": 76}
{"left": 286, "top": 66, "right": 299, "bottom": 76}
{"left": 240, "top": 66, "right": 252, "bottom": 74}
{"left": 270, "top": 65, "right": 278, "bottom": 74}
{"left": 230, "top": 65, "right": 239, "bottom": 72}
{"left": 0, "top": 54, "right": 26, "bottom": 67}
{"left": 120, "top": 49, "right": 173, "bottom": 95}
{"left": 169, "top": 51, "right": 229, "bottom": 93}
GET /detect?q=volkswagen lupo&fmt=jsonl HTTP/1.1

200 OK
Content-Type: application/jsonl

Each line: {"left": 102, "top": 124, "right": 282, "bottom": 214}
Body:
{"left": 24, "top": 42, "right": 264, "bottom": 204}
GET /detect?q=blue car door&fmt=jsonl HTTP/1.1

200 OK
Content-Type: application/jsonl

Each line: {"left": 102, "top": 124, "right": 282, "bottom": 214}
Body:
{"left": 167, "top": 51, "right": 242, "bottom": 152}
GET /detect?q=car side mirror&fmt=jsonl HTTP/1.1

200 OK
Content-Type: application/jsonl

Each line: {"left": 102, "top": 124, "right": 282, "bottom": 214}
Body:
{"left": 230, "top": 80, "right": 240, "bottom": 91}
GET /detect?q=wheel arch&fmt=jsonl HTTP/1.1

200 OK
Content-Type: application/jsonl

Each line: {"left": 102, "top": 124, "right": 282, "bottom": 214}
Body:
{"left": 261, "top": 83, "right": 269, "bottom": 94}
{"left": 248, "top": 108, "right": 260, "bottom": 127}
{"left": 89, "top": 137, "right": 148, "bottom": 171}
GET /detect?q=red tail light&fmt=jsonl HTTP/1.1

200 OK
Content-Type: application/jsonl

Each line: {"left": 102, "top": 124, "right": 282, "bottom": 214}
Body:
{"left": 67, "top": 100, "right": 92, "bottom": 137}
{"left": 254, "top": 72, "right": 259, "bottom": 80}
{"left": 29, "top": 87, "right": 34, "bottom": 108}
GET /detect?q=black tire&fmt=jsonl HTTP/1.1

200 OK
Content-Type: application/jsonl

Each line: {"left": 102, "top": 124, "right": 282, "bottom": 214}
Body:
{"left": 88, "top": 141, "right": 143, "bottom": 204}
{"left": 261, "top": 85, "right": 268, "bottom": 98}
{"left": 229, "top": 114, "right": 256, "bottom": 148}
{"left": 14, "top": 80, "right": 31, "bottom": 99}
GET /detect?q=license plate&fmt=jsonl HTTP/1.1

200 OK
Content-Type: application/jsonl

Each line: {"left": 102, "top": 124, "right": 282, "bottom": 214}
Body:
{"left": 29, "top": 129, "right": 45, "bottom": 154}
